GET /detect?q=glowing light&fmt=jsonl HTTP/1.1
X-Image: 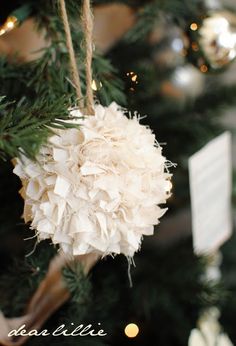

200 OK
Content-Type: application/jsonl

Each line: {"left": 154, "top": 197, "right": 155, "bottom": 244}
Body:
{"left": 190, "top": 23, "right": 198, "bottom": 31}
{"left": 6, "top": 20, "right": 15, "bottom": 29}
{"left": 127, "top": 71, "right": 138, "bottom": 84}
{"left": 200, "top": 64, "right": 208, "bottom": 73}
{"left": 191, "top": 42, "right": 199, "bottom": 51}
{"left": 91, "top": 80, "right": 102, "bottom": 91}
{"left": 171, "top": 38, "right": 184, "bottom": 52}
{"left": 0, "top": 16, "right": 18, "bottom": 36}
{"left": 124, "top": 323, "right": 139, "bottom": 338}
{"left": 174, "top": 66, "right": 192, "bottom": 86}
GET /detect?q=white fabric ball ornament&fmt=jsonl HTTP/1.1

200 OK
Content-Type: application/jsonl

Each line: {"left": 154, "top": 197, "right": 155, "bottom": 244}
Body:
{"left": 13, "top": 102, "right": 172, "bottom": 257}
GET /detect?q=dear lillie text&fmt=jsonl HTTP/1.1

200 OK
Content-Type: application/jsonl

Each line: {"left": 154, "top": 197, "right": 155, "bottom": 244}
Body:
{"left": 8, "top": 323, "right": 107, "bottom": 337}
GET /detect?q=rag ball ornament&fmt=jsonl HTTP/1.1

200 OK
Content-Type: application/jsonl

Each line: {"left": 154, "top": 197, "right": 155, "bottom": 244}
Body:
{"left": 13, "top": 102, "right": 172, "bottom": 257}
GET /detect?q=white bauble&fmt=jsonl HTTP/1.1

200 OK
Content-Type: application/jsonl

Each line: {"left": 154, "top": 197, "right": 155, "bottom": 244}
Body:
{"left": 172, "top": 64, "right": 205, "bottom": 98}
{"left": 14, "top": 103, "right": 171, "bottom": 257}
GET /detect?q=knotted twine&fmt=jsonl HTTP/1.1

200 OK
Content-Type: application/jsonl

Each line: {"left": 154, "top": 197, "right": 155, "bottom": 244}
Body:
{"left": 59, "top": 0, "right": 95, "bottom": 114}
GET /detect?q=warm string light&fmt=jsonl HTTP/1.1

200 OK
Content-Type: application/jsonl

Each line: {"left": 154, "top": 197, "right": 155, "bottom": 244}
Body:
{"left": 127, "top": 71, "right": 138, "bottom": 82}
{"left": 126, "top": 71, "right": 138, "bottom": 92}
{"left": 91, "top": 80, "right": 103, "bottom": 91}
{"left": 191, "top": 42, "right": 199, "bottom": 52}
{"left": 190, "top": 22, "right": 198, "bottom": 31}
{"left": 124, "top": 323, "right": 139, "bottom": 338}
{"left": 0, "top": 16, "right": 18, "bottom": 36}
{"left": 200, "top": 64, "right": 208, "bottom": 73}
{"left": 189, "top": 21, "right": 210, "bottom": 72}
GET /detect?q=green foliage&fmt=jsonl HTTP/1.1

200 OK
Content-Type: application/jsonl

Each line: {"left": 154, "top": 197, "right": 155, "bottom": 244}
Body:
{"left": 63, "top": 262, "right": 92, "bottom": 306}
{"left": 0, "top": 96, "right": 73, "bottom": 160}
{"left": 0, "top": 0, "right": 125, "bottom": 161}
{"left": 0, "top": 240, "right": 56, "bottom": 316}
{"left": 0, "top": 227, "right": 222, "bottom": 346}
{"left": 125, "top": 0, "right": 205, "bottom": 43}
{"left": 93, "top": 55, "right": 127, "bottom": 106}
{"left": 0, "top": 238, "right": 221, "bottom": 346}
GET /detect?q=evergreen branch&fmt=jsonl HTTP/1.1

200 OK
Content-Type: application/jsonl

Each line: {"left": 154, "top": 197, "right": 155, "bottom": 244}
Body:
{"left": 0, "top": 96, "right": 74, "bottom": 160}
{"left": 93, "top": 54, "right": 126, "bottom": 105}
{"left": 63, "top": 262, "right": 92, "bottom": 305}
{"left": 0, "top": 29, "right": 126, "bottom": 161}
{"left": 0, "top": 240, "right": 56, "bottom": 316}
{"left": 125, "top": 0, "right": 205, "bottom": 42}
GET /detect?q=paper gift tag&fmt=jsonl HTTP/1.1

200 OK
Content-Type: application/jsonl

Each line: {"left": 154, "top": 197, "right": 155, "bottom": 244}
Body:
{"left": 189, "top": 132, "right": 232, "bottom": 255}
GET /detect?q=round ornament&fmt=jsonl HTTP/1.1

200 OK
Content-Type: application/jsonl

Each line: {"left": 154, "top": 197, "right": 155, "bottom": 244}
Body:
{"left": 171, "top": 64, "right": 205, "bottom": 98}
{"left": 13, "top": 103, "right": 172, "bottom": 258}
{"left": 199, "top": 11, "right": 236, "bottom": 68}
{"left": 187, "top": 11, "right": 236, "bottom": 71}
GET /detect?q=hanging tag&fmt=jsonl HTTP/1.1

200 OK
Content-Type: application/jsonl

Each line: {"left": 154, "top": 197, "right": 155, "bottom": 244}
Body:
{"left": 189, "top": 132, "right": 232, "bottom": 255}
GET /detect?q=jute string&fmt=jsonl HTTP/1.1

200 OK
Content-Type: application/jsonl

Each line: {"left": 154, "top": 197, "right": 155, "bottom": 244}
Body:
{"left": 82, "top": 0, "right": 94, "bottom": 115}
{"left": 59, "top": 0, "right": 94, "bottom": 114}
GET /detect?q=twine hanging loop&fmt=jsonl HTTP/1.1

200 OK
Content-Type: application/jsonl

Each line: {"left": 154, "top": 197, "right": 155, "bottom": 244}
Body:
{"left": 59, "top": 0, "right": 95, "bottom": 115}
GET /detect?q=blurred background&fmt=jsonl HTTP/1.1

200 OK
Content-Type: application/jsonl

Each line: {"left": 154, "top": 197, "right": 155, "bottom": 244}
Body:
{"left": 1, "top": 0, "right": 236, "bottom": 345}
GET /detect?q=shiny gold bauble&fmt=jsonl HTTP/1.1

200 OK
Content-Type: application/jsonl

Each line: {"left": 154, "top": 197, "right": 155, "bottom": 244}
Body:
{"left": 199, "top": 11, "right": 236, "bottom": 68}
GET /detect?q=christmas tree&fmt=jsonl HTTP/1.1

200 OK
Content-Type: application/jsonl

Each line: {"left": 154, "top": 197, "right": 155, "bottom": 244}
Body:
{"left": 0, "top": 1, "right": 236, "bottom": 345}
